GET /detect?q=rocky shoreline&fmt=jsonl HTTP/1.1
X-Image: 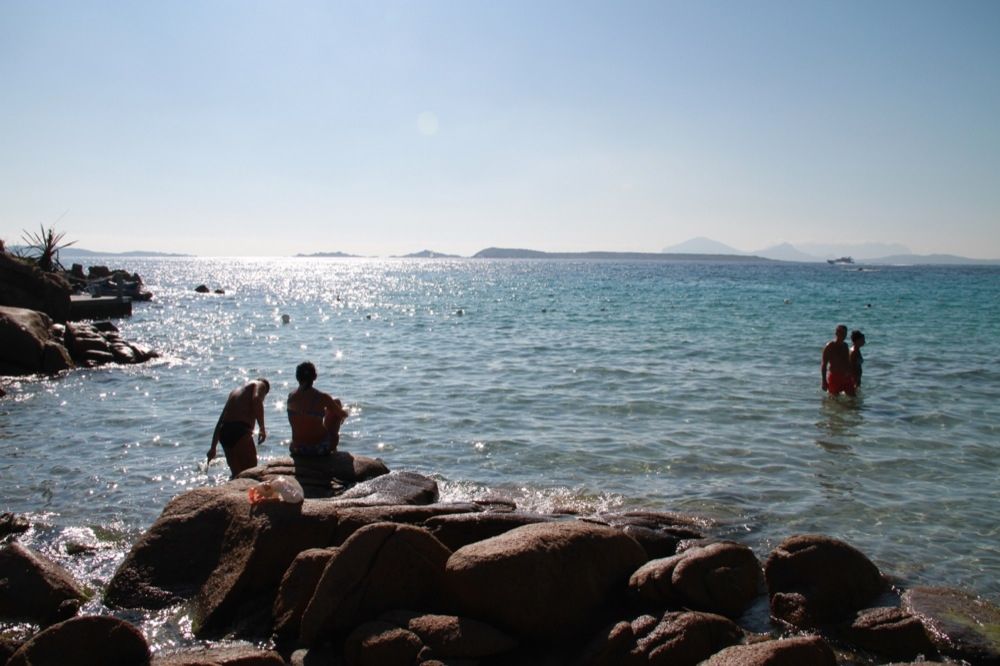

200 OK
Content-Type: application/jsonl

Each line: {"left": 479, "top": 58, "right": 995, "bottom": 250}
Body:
{"left": 2, "top": 453, "right": 998, "bottom": 666}
{"left": 0, "top": 251, "right": 158, "bottom": 376}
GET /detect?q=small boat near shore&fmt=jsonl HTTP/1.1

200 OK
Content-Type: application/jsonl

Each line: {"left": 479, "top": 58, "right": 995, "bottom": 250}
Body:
{"left": 827, "top": 256, "right": 854, "bottom": 265}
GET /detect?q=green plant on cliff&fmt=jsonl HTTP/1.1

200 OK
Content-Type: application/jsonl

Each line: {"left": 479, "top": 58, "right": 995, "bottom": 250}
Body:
{"left": 20, "top": 225, "right": 76, "bottom": 272}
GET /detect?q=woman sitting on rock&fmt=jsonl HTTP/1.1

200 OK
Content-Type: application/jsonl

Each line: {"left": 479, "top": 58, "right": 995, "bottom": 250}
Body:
{"left": 287, "top": 361, "right": 348, "bottom": 456}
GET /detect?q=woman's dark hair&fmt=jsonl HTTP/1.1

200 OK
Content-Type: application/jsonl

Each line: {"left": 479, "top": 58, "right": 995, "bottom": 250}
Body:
{"left": 850, "top": 330, "right": 865, "bottom": 343}
{"left": 296, "top": 361, "right": 318, "bottom": 388}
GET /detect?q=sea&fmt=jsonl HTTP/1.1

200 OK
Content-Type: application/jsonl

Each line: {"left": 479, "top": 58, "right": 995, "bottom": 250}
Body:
{"left": 1, "top": 257, "right": 998, "bottom": 650}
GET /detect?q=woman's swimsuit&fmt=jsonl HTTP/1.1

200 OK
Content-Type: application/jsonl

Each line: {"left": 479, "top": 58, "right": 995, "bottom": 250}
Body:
{"left": 288, "top": 392, "right": 337, "bottom": 456}
{"left": 219, "top": 421, "right": 251, "bottom": 451}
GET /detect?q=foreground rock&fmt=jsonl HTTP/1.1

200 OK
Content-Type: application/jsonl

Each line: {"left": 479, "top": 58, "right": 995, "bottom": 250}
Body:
{"left": 629, "top": 540, "right": 762, "bottom": 619}
{"left": 840, "top": 606, "right": 938, "bottom": 662}
{"left": 701, "top": 634, "right": 837, "bottom": 665}
{"left": 444, "top": 520, "right": 647, "bottom": 640}
{"left": 0, "top": 543, "right": 88, "bottom": 626}
{"left": 297, "top": 523, "right": 452, "bottom": 643}
{"left": 902, "top": 586, "right": 1000, "bottom": 665}
{"left": 580, "top": 610, "right": 743, "bottom": 666}
{"left": 7, "top": 615, "right": 150, "bottom": 666}
{"left": 764, "top": 534, "right": 886, "bottom": 628}
{"left": 152, "top": 645, "right": 284, "bottom": 665}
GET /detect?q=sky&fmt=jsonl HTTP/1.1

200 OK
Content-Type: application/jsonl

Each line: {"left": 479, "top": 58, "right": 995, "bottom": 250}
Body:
{"left": 1, "top": 1, "right": 998, "bottom": 258}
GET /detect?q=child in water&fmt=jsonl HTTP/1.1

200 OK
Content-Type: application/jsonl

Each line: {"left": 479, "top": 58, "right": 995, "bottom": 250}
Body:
{"left": 850, "top": 330, "right": 865, "bottom": 388}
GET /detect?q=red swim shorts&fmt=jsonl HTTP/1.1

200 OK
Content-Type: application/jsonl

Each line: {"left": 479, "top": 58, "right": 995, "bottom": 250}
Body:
{"left": 827, "top": 370, "right": 856, "bottom": 396}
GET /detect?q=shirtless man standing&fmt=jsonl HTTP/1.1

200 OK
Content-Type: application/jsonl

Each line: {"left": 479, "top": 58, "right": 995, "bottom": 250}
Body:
{"left": 821, "top": 325, "right": 855, "bottom": 396}
{"left": 208, "top": 378, "right": 270, "bottom": 477}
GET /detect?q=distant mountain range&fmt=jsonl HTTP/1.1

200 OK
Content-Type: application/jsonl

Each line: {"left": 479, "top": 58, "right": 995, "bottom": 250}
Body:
{"left": 56, "top": 247, "right": 191, "bottom": 257}
{"left": 472, "top": 247, "right": 775, "bottom": 262}
{"left": 661, "top": 237, "right": 998, "bottom": 265}
{"left": 22, "top": 242, "right": 996, "bottom": 265}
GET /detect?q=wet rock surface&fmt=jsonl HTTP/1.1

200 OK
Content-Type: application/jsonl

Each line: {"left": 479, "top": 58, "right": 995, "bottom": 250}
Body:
{"left": 902, "top": 586, "right": 1000, "bottom": 665}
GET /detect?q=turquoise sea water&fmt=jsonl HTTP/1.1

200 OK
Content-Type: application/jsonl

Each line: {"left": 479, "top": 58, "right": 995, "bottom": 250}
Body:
{"left": 2, "top": 257, "right": 999, "bottom": 646}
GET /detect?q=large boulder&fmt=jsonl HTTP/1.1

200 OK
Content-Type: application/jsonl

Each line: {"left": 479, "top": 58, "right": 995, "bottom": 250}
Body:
{"left": 629, "top": 541, "right": 762, "bottom": 618}
{"left": 238, "top": 454, "right": 389, "bottom": 498}
{"left": 764, "top": 534, "right": 886, "bottom": 628}
{"left": 0, "top": 252, "right": 71, "bottom": 323}
{"left": 840, "top": 606, "right": 938, "bottom": 662}
{"left": 272, "top": 547, "right": 339, "bottom": 638}
{"left": 579, "top": 610, "right": 743, "bottom": 666}
{"left": 298, "top": 522, "right": 452, "bottom": 643}
{"left": 902, "top": 586, "right": 1000, "bottom": 665}
{"left": 330, "top": 471, "right": 439, "bottom": 507}
{"left": 443, "top": 520, "right": 647, "bottom": 640}
{"left": 701, "top": 634, "right": 837, "bottom": 665}
{"left": 0, "top": 306, "right": 73, "bottom": 375}
{"left": 0, "top": 543, "right": 88, "bottom": 626}
{"left": 6, "top": 615, "right": 150, "bottom": 666}
{"left": 423, "top": 511, "right": 557, "bottom": 551}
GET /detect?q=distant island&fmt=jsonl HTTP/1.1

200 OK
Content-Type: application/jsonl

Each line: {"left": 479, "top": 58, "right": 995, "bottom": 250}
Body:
{"left": 59, "top": 248, "right": 192, "bottom": 258}
{"left": 394, "top": 250, "right": 463, "bottom": 259}
{"left": 472, "top": 248, "right": 776, "bottom": 262}
{"left": 294, "top": 251, "right": 364, "bottom": 258}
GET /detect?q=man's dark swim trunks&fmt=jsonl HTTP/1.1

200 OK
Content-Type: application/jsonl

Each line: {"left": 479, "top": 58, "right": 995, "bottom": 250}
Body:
{"left": 219, "top": 421, "right": 251, "bottom": 450}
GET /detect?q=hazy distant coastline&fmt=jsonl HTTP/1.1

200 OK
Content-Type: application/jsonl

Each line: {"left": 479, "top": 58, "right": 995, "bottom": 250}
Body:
{"left": 50, "top": 242, "right": 1000, "bottom": 265}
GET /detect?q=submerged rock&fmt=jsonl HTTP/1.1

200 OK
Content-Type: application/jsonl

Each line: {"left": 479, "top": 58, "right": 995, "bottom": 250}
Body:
{"left": 443, "top": 520, "right": 647, "bottom": 640}
{"left": 0, "top": 543, "right": 88, "bottom": 626}
{"left": 902, "top": 586, "right": 1000, "bottom": 665}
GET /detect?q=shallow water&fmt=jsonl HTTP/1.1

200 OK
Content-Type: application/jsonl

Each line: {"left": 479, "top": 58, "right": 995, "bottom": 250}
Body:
{"left": 2, "top": 257, "right": 998, "bottom": 647}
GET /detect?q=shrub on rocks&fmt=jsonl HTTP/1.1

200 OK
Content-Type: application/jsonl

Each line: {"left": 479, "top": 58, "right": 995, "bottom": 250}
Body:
{"left": 299, "top": 522, "right": 452, "bottom": 643}
{"left": 444, "top": 520, "right": 647, "bottom": 640}
{"left": 902, "top": 586, "right": 1000, "bottom": 665}
{"left": 629, "top": 541, "right": 762, "bottom": 619}
{"left": 764, "top": 534, "right": 885, "bottom": 628}
{"left": 6, "top": 615, "right": 150, "bottom": 666}
{"left": 579, "top": 610, "right": 743, "bottom": 666}
{"left": 0, "top": 543, "right": 88, "bottom": 626}
{"left": 701, "top": 634, "right": 837, "bottom": 665}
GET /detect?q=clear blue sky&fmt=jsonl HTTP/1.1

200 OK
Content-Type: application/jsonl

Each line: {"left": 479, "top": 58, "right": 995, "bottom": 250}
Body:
{"left": 2, "top": 1, "right": 998, "bottom": 257}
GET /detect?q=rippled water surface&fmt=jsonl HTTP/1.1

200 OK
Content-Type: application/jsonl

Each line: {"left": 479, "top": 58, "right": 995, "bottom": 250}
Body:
{"left": 2, "top": 257, "right": 998, "bottom": 646}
